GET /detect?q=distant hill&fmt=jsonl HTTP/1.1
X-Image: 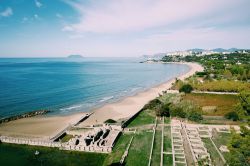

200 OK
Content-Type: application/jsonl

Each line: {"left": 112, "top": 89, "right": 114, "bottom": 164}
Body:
{"left": 188, "top": 48, "right": 244, "bottom": 53}
{"left": 68, "top": 55, "right": 84, "bottom": 58}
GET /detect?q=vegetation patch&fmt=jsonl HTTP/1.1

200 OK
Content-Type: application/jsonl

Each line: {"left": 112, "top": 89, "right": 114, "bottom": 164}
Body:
{"left": 179, "top": 84, "right": 193, "bottom": 93}
{"left": 202, "top": 138, "right": 225, "bottom": 166}
{"left": 0, "top": 143, "right": 106, "bottom": 166}
{"left": 183, "top": 93, "right": 239, "bottom": 116}
{"left": 127, "top": 109, "right": 155, "bottom": 127}
{"left": 104, "top": 119, "right": 117, "bottom": 124}
{"left": 212, "top": 131, "right": 232, "bottom": 162}
{"left": 193, "top": 80, "right": 250, "bottom": 92}
{"left": 125, "top": 131, "right": 153, "bottom": 166}
{"left": 164, "top": 126, "right": 172, "bottom": 152}
{"left": 163, "top": 154, "right": 173, "bottom": 166}
{"left": 151, "top": 128, "right": 162, "bottom": 166}
{"left": 60, "top": 134, "right": 74, "bottom": 143}
{"left": 103, "top": 133, "right": 133, "bottom": 165}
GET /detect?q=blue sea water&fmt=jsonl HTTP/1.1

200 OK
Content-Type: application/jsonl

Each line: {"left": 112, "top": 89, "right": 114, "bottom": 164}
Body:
{"left": 0, "top": 58, "right": 189, "bottom": 118}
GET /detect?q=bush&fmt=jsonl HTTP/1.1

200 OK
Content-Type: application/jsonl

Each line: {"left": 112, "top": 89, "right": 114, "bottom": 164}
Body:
{"left": 187, "top": 111, "right": 203, "bottom": 122}
{"left": 142, "top": 98, "right": 162, "bottom": 110}
{"left": 170, "top": 106, "right": 186, "bottom": 118}
{"left": 155, "top": 103, "right": 170, "bottom": 117}
{"left": 104, "top": 119, "right": 117, "bottom": 123}
{"left": 225, "top": 111, "right": 239, "bottom": 121}
{"left": 196, "top": 71, "right": 207, "bottom": 77}
{"left": 179, "top": 84, "right": 193, "bottom": 93}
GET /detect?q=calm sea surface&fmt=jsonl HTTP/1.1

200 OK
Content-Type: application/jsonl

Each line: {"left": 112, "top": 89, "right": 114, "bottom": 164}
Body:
{"left": 0, "top": 58, "right": 189, "bottom": 118}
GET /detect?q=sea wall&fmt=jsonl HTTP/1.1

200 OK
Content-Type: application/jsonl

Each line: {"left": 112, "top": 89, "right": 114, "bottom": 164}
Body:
{"left": 0, "top": 110, "right": 50, "bottom": 124}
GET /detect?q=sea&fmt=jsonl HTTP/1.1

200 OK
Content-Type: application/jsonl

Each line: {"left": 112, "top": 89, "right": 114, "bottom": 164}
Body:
{"left": 0, "top": 57, "right": 190, "bottom": 118}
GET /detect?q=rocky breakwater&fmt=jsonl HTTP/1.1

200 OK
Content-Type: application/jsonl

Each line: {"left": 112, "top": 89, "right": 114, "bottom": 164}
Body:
{"left": 0, "top": 110, "right": 50, "bottom": 124}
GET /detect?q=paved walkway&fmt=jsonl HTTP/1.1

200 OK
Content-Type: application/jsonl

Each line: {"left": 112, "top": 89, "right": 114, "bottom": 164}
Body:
{"left": 192, "top": 91, "right": 238, "bottom": 95}
{"left": 180, "top": 128, "right": 195, "bottom": 166}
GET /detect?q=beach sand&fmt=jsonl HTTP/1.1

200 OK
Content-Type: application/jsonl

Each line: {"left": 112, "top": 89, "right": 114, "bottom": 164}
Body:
{"left": 77, "top": 62, "right": 203, "bottom": 127}
{"left": 0, "top": 62, "right": 203, "bottom": 138}
{"left": 0, "top": 113, "right": 85, "bottom": 139}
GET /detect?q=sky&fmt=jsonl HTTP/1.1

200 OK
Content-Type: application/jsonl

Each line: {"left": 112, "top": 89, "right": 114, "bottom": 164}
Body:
{"left": 0, "top": 0, "right": 250, "bottom": 57}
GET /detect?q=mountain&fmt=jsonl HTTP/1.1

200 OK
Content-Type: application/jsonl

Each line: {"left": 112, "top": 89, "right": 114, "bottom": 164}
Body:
{"left": 67, "top": 55, "right": 84, "bottom": 58}
{"left": 211, "top": 48, "right": 227, "bottom": 52}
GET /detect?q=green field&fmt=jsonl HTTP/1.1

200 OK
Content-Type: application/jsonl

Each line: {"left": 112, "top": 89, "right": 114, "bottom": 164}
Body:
{"left": 183, "top": 93, "right": 239, "bottom": 116}
{"left": 125, "top": 131, "right": 153, "bottom": 166}
{"left": 127, "top": 109, "right": 155, "bottom": 127}
{"left": 103, "top": 133, "right": 133, "bottom": 165}
{"left": 163, "top": 154, "right": 173, "bottom": 166}
{"left": 211, "top": 131, "right": 232, "bottom": 162}
{"left": 151, "top": 127, "right": 162, "bottom": 166}
{"left": 164, "top": 126, "right": 172, "bottom": 153}
{"left": 202, "top": 138, "right": 225, "bottom": 166}
{"left": 60, "top": 134, "right": 74, "bottom": 142}
{"left": 201, "top": 116, "right": 239, "bottom": 125}
{"left": 0, "top": 143, "right": 107, "bottom": 166}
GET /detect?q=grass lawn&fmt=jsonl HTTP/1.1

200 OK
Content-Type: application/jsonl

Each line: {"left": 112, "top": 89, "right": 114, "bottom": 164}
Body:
{"left": 0, "top": 143, "right": 107, "bottom": 166}
{"left": 163, "top": 126, "right": 172, "bottom": 153}
{"left": 201, "top": 116, "right": 239, "bottom": 125}
{"left": 103, "top": 133, "right": 133, "bottom": 165}
{"left": 127, "top": 109, "right": 155, "bottom": 127}
{"left": 125, "top": 131, "right": 153, "bottom": 166}
{"left": 202, "top": 138, "right": 225, "bottom": 166}
{"left": 164, "top": 117, "right": 170, "bottom": 124}
{"left": 151, "top": 127, "right": 162, "bottom": 166}
{"left": 60, "top": 134, "right": 74, "bottom": 142}
{"left": 163, "top": 154, "right": 173, "bottom": 166}
{"left": 211, "top": 131, "right": 232, "bottom": 162}
{"left": 183, "top": 93, "right": 239, "bottom": 116}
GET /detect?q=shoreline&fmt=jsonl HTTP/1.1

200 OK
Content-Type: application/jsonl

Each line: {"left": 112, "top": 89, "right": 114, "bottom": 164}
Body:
{"left": 0, "top": 62, "right": 203, "bottom": 138}
{"left": 77, "top": 62, "right": 203, "bottom": 126}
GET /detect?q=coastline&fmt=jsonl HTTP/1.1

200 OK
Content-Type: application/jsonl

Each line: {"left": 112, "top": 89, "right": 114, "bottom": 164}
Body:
{"left": 77, "top": 62, "right": 203, "bottom": 126}
{"left": 0, "top": 62, "right": 203, "bottom": 138}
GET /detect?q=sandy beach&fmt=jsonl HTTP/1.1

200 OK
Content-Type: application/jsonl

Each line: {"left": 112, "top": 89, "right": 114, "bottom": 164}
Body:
{"left": 0, "top": 62, "right": 203, "bottom": 138}
{"left": 77, "top": 62, "right": 203, "bottom": 126}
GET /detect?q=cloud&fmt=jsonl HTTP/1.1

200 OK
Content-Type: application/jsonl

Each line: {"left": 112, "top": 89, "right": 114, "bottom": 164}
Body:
{"left": 0, "top": 7, "right": 13, "bottom": 17}
{"left": 35, "top": 0, "right": 43, "bottom": 8}
{"left": 63, "top": 0, "right": 248, "bottom": 34}
{"left": 21, "top": 17, "right": 28, "bottom": 23}
{"left": 56, "top": 13, "right": 63, "bottom": 18}
{"left": 62, "top": 25, "right": 74, "bottom": 31}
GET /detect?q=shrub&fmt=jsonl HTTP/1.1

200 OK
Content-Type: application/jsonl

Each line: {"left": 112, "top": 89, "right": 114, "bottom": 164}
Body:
{"left": 225, "top": 111, "right": 239, "bottom": 121}
{"left": 179, "top": 84, "right": 193, "bottom": 93}
{"left": 104, "top": 119, "right": 117, "bottom": 123}
{"left": 187, "top": 111, "right": 203, "bottom": 122}
{"left": 170, "top": 106, "right": 186, "bottom": 118}
{"left": 155, "top": 103, "right": 170, "bottom": 117}
{"left": 142, "top": 98, "right": 162, "bottom": 110}
{"left": 196, "top": 71, "right": 207, "bottom": 77}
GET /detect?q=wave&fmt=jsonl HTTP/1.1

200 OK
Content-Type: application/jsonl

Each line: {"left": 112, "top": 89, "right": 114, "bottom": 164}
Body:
{"left": 60, "top": 104, "right": 83, "bottom": 111}
{"left": 99, "top": 96, "right": 114, "bottom": 103}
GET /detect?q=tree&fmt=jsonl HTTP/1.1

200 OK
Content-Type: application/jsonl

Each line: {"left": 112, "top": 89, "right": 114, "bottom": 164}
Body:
{"left": 225, "top": 111, "right": 239, "bottom": 121}
{"left": 142, "top": 98, "right": 162, "bottom": 110}
{"left": 170, "top": 106, "right": 186, "bottom": 118}
{"left": 223, "top": 70, "right": 233, "bottom": 79}
{"left": 155, "top": 103, "right": 170, "bottom": 117}
{"left": 187, "top": 110, "right": 203, "bottom": 122}
{"left": 239, "top": 91, "right": 250, "bottom": 115}
{"left": 228, "top": 126, "right": 250, "bottom": 166}
{"left": 179, "top": 84, "right": 193, "bottom": 93}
